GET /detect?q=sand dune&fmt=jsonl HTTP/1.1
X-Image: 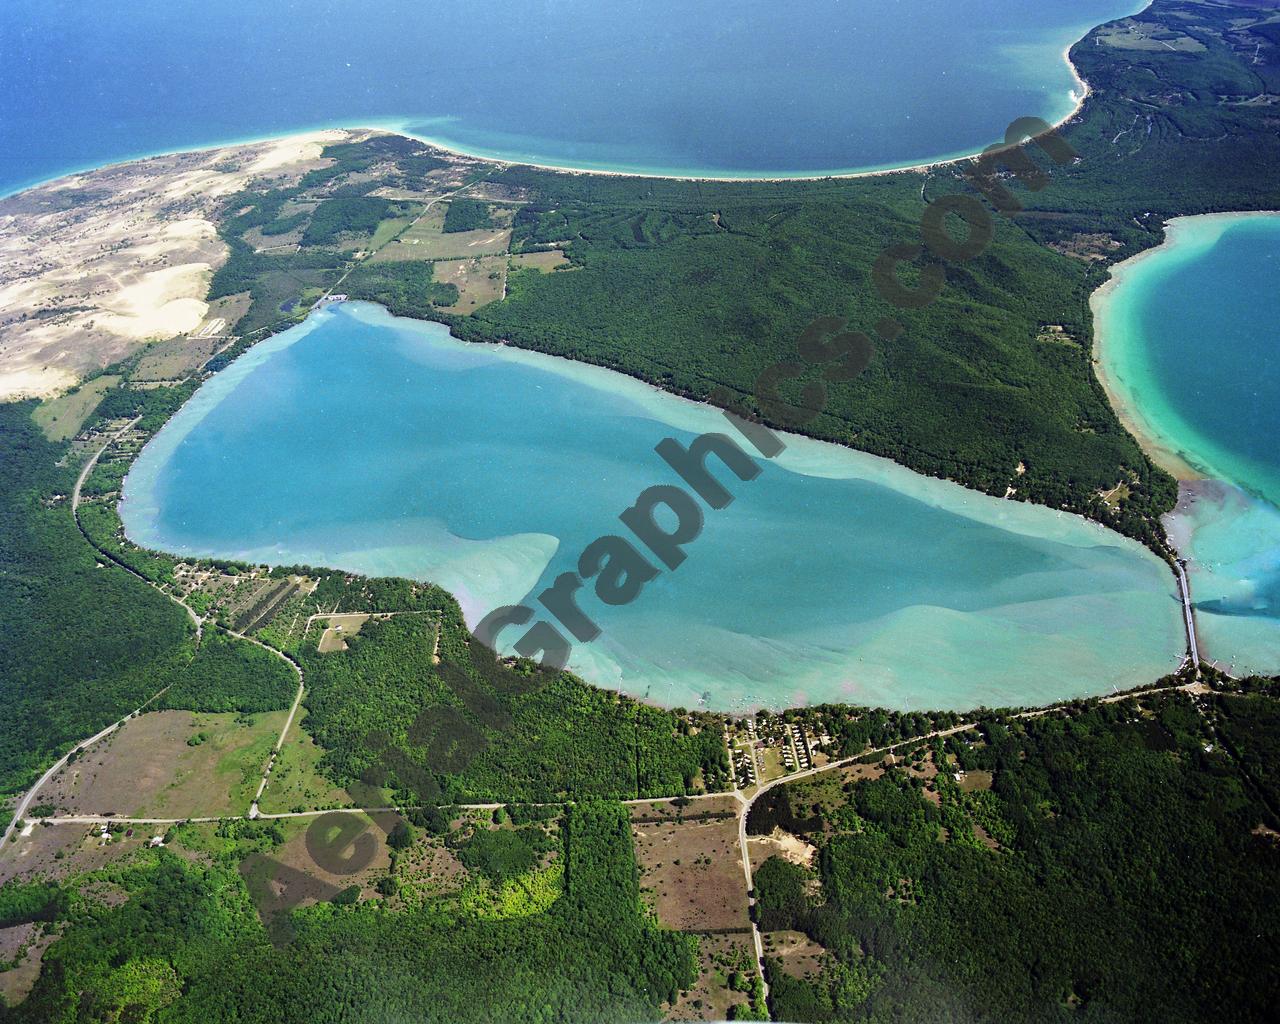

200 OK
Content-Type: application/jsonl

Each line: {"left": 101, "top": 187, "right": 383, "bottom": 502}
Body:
{"left": 0, "top": 129, "right": 352, "bottom": 400}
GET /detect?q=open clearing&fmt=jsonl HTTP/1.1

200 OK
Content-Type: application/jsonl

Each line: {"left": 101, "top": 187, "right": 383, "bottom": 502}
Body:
{"left": 241, "top": 813, "right": 396, "bottom": 916}
{"left": 0, "top": 817, "right": 158, "bottom": 887}
{"left": 0, "top": 922, "right": 56, "bottom": 1006}
{"left": 762, "top": 929, "right": 828, "bottom": 981}
{"left": 664, "top": 932, "right": 754, "bottom": 1022}
{"left": 371, "top": 205, "right": 513, "bottom": 262}
{"left": 38, "top": 709, "right": 287, "bottom": 818}
{"left": 316, "top": 612, "right": 372, "bottom": 652}
{"left": 432, "top": 255, "right": 506, "bottom": 312}
{"left": 748, "top": 826, "right": 817, "bottom": 872}
{"left": 511, "top": 249, "right": 570, "bottom": 272}
{"left": 255, "top": 706, "right": 358, "bottom": 814}
{"left": 631, "top": 809, "right": 749, "bottom": 932}
{"left": 394, "top": 833, "right": 469, "bottom": 906}
{"left": 31, "top": 376, "right": 120, "bottom": 441}
{"left": 133, "top": 292, "right": 251, "bottom": 380}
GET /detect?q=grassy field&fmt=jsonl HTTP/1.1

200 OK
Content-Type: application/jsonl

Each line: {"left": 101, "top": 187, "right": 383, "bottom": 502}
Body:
{"left": 31, "top": 376, "right": 119, "bottom": 441}
{"left": 255, "top": 706, "right": 359, "bottom": 814}
{"left": 366, "top": 213, "right": 418, "bottom": 251}
{"left": 372, "top": 204, "right": 512, "bottom": 261}
{"left": 630, "top": 799, "right": 749, "bottom": 932}
{"left": 315, "top": 613, "right": 372, "bottom": 653}
{"left": 511, "top": 249, "right": 570, "bottom": 272}
{"left": 37, "top": 709, "right": 286, "bottom": 818}
{"left": 433, "top": 255, "right": 506, "bottom": 312}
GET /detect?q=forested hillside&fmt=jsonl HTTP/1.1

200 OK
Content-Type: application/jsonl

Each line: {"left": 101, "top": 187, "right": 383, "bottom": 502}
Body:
{"left": 297, "top": 613, "right": 729, "bottom": 805}
{"left": 752, "top": 689, "right": 1280, "bottom": 1022}
{"left": 0, "top": 404, "right": 193, "bottom": 800}
{"left": 2, "top": 803, "right": 696, "bottom": 1023}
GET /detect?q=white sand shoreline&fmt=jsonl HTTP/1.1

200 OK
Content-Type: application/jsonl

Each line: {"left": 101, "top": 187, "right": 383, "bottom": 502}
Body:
{"left": 2, "top": 15, "right": 1114, "bottom": 201}
{"left": 1090, "top": 210, "right": 1280, "bottom": 481}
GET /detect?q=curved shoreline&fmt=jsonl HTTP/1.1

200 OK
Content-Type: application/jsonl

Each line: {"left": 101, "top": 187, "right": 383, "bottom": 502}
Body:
{"left": 121, "top": 300, "right": 1185, "bottom": 712}
{"left": 1090, "top": 210, "right": 1280, "bottom": 482}
{"left": 0, "top": 11, "right": 1122, "bottom": 201}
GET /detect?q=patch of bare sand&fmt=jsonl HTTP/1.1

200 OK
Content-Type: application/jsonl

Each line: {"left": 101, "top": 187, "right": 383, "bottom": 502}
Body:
{"left": 748, "top": 827, "right": 817, "bottom": 872}
{"left": 0, "top": 129, "right": 354, "bottom": 401}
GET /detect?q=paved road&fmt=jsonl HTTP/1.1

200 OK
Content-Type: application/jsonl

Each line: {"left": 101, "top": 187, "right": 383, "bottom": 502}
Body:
{"left": 71, "top": 416, "right": 203, "bottom": 638}
{"left": 0, "top": 687, "right": 171, "bottom": 848}
{"left": 1174, "top": 557, "right": 1201, "bottom": 670}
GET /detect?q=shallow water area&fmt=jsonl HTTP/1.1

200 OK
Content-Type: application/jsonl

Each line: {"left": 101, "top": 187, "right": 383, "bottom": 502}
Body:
{"left": 1095, "top": 213, "right": 1280, "bottom": 675}
{"left": 121, "top": 302, "right": 1183, "bottom": 712}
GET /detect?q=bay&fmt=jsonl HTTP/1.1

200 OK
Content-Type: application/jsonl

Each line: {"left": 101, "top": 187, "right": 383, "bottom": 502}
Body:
{"left": 1094, "top": 213, "right": 1280, "bottom": 676}
{"left": 121, "top": 302, "right": 1184, "bottom": 712}
{"left": 1, "top": 0, "right": 1138, "bottom": 195}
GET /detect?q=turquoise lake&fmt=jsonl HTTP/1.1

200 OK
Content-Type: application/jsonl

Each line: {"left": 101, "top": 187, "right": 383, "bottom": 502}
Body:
{"left": 0, "top": 0, "right": 1140, "bottom": 194}
{"left": 121, "top": 302, "right": 1183, "bottom": 712}
{"left": 1094, "top": 214, "right": 1280, "bottom": 676}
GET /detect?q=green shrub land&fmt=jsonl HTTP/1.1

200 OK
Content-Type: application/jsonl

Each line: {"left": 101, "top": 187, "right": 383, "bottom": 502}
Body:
{"left": 442, "top": 197, "right": 495, "bottom": 233}
{"left": 2, "top": 804, "right": 696, "bottom": 1023}
{"left": 751, "top": 692, "right": 1280, "bottom": 1023}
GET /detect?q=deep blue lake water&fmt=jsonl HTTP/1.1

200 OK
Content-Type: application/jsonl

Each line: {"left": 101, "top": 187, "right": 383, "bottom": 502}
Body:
{"left": 1, "top": 0, "right": 1139, "bottom": 194}
{"left": 121, "top": 303, "right": 1183, "bottom": 712}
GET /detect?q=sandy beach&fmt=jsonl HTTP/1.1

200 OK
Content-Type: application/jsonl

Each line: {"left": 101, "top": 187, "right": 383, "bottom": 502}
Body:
{"left": 1090, "top": 210, "right": 1280, "bottom": 481}
{"left": 389, "top": 37, "right": 1096, "bottom": 186}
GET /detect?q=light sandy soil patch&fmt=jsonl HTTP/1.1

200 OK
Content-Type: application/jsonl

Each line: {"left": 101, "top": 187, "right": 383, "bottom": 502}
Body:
{"left": 973, "top": 822, "right": 1001, "bottom": 851}
{"left": 0, "top": 922, "right": 56, "bottom": 1007}
{"left": 132, "top": 292, "right": 251, "bottom": 380}
{"left": 31, "top": 375, "right": 120, "bottom": 441}
{"left": 0, "top": 128, "right": 354, "bottom": 399}
{"left": 748, "top": 827, "right": 817, "bottom": 872}
{"left": 762, "top": 929, "right": 827, "bottom": 981}
{"left": 631, "top": 812, "right": 749, "bottom": 932}
{"left": 511, "top": 249, "right": 570, "bottom": 272}
{"left": 39, "top": 709, "right": 286, "bottom": 818}
{"left": 432, "top": 255, "right": 506, "bottom": 312}
{"left": 0, "top": 922, "right": 36, "bottom": 964}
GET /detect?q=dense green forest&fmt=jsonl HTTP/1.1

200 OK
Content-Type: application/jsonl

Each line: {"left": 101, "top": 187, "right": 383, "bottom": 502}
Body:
{"left": 301, "top": 197, "right": 417, "bottom": 247}
{"left": 155, "top": 629, "right": 297, "bottom": 715}
{"left": 298, "top": 613, "right": 729, "bottom": 804}
{"left": 442, "top": 198, "right": 494, "bottom": 233}
{"left": 1, "top": 803, "right": 696, "bottom": 1023}
{"left": 343, "top": 261, "right": 459, "bottom": 312}
{"left": 0, "top": 404, "right": 194, "bottom": 797}
{"left": 751, "top": 691, "right": 1280, "bottom": 1022}
{"left": 0, "top": 405, "right": 288, "bottom": 800}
